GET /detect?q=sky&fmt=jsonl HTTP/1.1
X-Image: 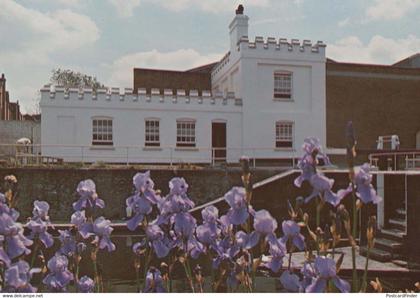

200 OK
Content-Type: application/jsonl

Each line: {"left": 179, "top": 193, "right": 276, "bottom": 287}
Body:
{"left": 1, "top": 0, "right": 420, "bottom": 113}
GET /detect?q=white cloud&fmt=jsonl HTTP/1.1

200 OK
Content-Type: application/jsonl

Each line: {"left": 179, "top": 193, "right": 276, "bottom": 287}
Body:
{"left": 328, "top": 35, "right": 420, "bottom": 64}
{"left": 107, "top": 0, "right": 272, "bottom": 17}
{"left": 0, "top": 0, "right": 100, "bottom": 113}
{"left": 365, "top": 0, "right": 420, "bottom": 21}
{"left": 338, "top": 17, "right": 350, "bottom": 28}
{"left": 107, "top": 0, "right": 141, "bottom": 17}
{"left": 105, "top": 49, "right": 222, "bottom": 87}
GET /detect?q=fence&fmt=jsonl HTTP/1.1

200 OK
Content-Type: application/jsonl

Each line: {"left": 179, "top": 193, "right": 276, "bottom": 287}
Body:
{"left": 369, "top": 151, "right": 420, "bottom": 171}
{"left": 0, "top": 143, "right": 307, "bottom": 168}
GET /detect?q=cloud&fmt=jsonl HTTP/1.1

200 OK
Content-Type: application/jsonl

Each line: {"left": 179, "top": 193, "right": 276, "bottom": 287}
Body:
{"left": 107, "top": 0, "right": 141, "bottom": 17}
{"left": 365, "top": 0, "right": 420, "bottom": 21}
{"left": 338, "top": 17, "right": 350, "bottom": 28}
{"left": 107, "top": 0, "right": 273, "bottom": 17}
{"left": 105, "top": 49, "right": 222, "bottom": 87}
{"left": 0, "top": 0, "right": 100, "bottom": 113}
{"left": 327, "top": 35, "right": 420, "bottom": 64}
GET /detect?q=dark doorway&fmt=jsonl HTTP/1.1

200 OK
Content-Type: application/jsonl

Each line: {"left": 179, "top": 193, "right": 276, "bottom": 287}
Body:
{"left": 212, "top": 122, "right": 226, "bottom": 163}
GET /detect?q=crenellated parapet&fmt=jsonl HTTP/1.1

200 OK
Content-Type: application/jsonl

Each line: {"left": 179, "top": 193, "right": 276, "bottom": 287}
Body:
{"left": 40, "top": 85, "right": 243, "bottom": 106}
{"left": 237, "top": 36, "right": 326, "bottom": 55}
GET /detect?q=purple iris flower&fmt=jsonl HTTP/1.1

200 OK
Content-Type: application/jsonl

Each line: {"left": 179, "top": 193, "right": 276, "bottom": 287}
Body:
{"left": 201, "top": 205, "right": 218, "bottom": 223}
{"left": 173, "top": 212, "right": 196, "bottom": 239}
{"left": 58, "top": 230, "right": 76, "bottom": 257}
{"left": 126, "top": 172, "right": 162, "bottom": 231}
{"left": 196, "top": 223, "right": 220, "bottom": 245}
{"left": 302, "top": 137, "right": 330, "bottom": 165}
{"left": 0, "top": 235, "right": 11, "bottom": 267}
{"left": 71, "top": 210, "right": 86, "bottom": 230}
{"left": 43, "top": 254, "right": 74, "bottom": 292}
{"left": 280, "top": 220, "right": 305, "bottom": 251}
{"left": 169, "top": 177, "right": 188, "bottom": 195}
{"left": 158, "top": 178, "right": 195, "bottom": 218}
{"left": 295, "top": 137, "right": 330, "bottom": 187}
{"left": 294, "top": 157, "right": 316, "bottom": 188}
{"left": 304, "top": 173, "right": 343, "bottom": 207}
{"left": 196, "top": 206, "right": 221, "bottom": 245}
{"left": 280, "top": 270, "right": 301, "bottom": 292}
{"left": 264, "top": 238, "right": 286, "bottom": 273}
{"left": 212, "top": 238, "right": 239, "bottom": 269}
{"left": 337, "top": 163, "right": 382, "bottom": 205}
{"left": 73, "top": 179, "right": 105, "bottom": 211}
{"left": 126, "top": 194, "right": 153, "bottom": 231}
{"left": 27, "top": 218, "right": 54, "bottom": 248}
{"left": 248, "top": 209, "right": 278, "bottom": 247}
{"left": 32, "top": 200, "right": 50, "bottom": 220}
{"left": 234, "top": 230, "right": 259, "bottom": 250}
{"left": 145, "top": 224, "right": 171, "bottom": 258}
{"left": 77, "top": 275, "right": 95, "bottom": 293}
{"left": 132, "top": 240, "right": 147, "bottom": 258}
{"left": 306, "top": 256, "right": 350, "bottom": 293}
{"left": 79, "top": 217, "right": 116, "bottom": 252}
{"left": 224, "top": 187, "right": 249, "bottom": 225}
{"left": 301, "top": 261, "right": 316, "bottom": 291}
{"left": 0, "top": 213, "right": 32, "bottom": 259}
{"left": 144, "top": 267, "right": 166, "bottom": 293}
{"left": 133, "top": 171, "right": 160, "bottom": 202}
{"left": 4, "top": 260, "right": 39, "bottom": 293}
{"left": 187, "top": 236, "right": 206, "bottom": 259}
{"left": 0, "top": 192, "right": 20, "bottom": 221}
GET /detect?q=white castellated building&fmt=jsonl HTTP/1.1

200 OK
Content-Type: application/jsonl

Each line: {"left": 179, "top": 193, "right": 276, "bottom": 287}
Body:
{"left": 40, "top": 6, "right": 327, "bottom": 164}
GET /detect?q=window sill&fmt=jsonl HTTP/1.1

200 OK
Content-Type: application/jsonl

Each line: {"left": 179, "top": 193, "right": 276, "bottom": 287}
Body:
{"left": 143, "top": 146, "right": 162, "bottom": 151}
{"left": 175, "top": 147, "right": 198, "bottom": 151}
{"left": 273, "top": 98, "right": 294, "bottom": 102}
{"left": 274, "top": 148, "right": 295, "bottom": 152}
{"left": 90, "top": 145, "right": 115, "bottom": 150}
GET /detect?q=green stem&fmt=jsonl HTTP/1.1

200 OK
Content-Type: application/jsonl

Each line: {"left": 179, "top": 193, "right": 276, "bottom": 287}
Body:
{"left": 208, "top": 254, "right": 214, "bottom": 292}
{"left": 316, "top": 200, "right": 321, "bottom": 229}
{"left": 361, "top": 245, "right": 370, "bottom": 292}
{"left": 182, "top": 260, "right": 195, "bottom": 292}
{"left": 135, "top": 262, "right": 141, "bottom": 293}
{"left": 351, "top": 186, "right": 359, "bottom": 292}
{"left": 30, "top": 240, "right": 39, "bottom": 268}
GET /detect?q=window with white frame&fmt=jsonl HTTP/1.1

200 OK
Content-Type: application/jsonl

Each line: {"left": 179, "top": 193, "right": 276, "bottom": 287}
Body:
{"left": 176, "top": 120, "right": 196, "bottom": 147}
{"left": 92, "top": 118, "right": 113, "bottom": 146}
{"left": 145, "top": 119, "right": 160, "bottom": 147}
{"left": 275, "top": 122, "right": 293, "bottom": 149}
{"left": 274, "top": 72, "right": 292, "bottom": 99}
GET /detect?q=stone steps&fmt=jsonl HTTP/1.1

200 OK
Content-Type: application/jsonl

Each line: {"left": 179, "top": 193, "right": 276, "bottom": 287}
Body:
{"left": 359, "top": 246, "right": 392, "bottom": 262}
{"left": 388, "top": 218, "right": 406, "bottom": 231}
{"left": 374, "top": 238, "right": 403, "bottom": 254}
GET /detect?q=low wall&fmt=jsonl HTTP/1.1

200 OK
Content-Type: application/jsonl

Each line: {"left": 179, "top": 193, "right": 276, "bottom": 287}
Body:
{"left": 0, "top": 120, "right": 41, "bottom": 156}
{"left": 0, "top": 167, "right": 282, "bottom": 222}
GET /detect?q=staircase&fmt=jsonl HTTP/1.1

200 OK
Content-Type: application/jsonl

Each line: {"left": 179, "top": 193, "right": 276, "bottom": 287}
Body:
{"left": 360, "top": 207, "right": 406, "bottom": 266}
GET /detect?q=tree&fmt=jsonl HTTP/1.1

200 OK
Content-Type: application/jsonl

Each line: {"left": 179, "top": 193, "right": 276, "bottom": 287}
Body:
{"left": 50, "top": 68, "right": 105, "bottom": 90}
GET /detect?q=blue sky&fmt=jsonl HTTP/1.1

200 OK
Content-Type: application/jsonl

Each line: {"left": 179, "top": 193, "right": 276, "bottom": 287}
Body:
{"left": 1, "top": 0, "right": 420, "bottom": 113}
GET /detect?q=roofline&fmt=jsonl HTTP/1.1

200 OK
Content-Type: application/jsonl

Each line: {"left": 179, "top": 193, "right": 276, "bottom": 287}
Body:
{"left": 392, "top": 53, "right": 420, "bottom": 66}
{"left": 326, "top": 59, "right": 420, "bottom": 70}
{"left": 133, "top": 62, "right": 218, "bottom": 74}
{"left": 185, "top": 62, "right": 218, "bottom": 72}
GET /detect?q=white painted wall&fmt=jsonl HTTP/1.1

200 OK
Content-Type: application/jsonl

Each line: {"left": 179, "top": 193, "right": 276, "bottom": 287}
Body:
{"left": 40, "top": 89, "right": 243, "bottom": 163}
{"left": 40, "top": 10, "right": 327, "bottom": 164}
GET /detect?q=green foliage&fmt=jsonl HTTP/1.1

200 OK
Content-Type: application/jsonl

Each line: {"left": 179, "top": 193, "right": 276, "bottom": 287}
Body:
{"left": 50, "top": 68, "right": 104, "bottom": 90}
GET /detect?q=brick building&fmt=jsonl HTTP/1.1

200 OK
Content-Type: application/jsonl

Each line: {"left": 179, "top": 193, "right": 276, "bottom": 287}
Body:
{"left": 41, "top": 6, "right": 420, "bottom": 164}
{"left": 326, "top": 59, "right": 420, "bottom": 150}
{"left": 0, "top": 73, "right": 23, "bottom": 121}
{"left": 133, "top": 63, "right": 216, "bottom": 96}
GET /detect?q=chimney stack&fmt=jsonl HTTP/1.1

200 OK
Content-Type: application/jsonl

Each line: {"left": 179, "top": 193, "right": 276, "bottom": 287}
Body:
{"left": 229, "top": 5, "right": 249, "bottom": 51}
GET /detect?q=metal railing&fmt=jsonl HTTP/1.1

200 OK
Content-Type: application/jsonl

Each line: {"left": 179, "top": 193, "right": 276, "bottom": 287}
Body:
{"left": 368, "top": 151, "right": 420, "bottom": 171}
{"left": 0, "top": 143, "right": 307, "bottom": 168}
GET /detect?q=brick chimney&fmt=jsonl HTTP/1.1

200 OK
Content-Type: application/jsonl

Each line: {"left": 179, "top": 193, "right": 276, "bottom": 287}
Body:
{"left": 229, "top": 5, "right": 249, "bottom": 51}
